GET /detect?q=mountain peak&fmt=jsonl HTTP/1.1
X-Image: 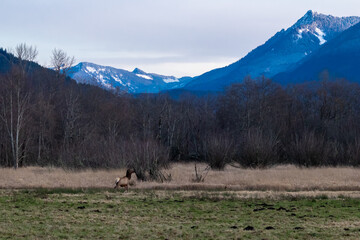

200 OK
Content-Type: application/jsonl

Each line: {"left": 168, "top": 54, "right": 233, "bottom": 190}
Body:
{"left": 132, "top": 68, "right": 146, "bottom": 75}
{"left": 305, "top": 10, "right": 315, "bottom": 17}
{"left": 306, "top": 10, "right": 317, "bottom": 16}
{"left": 185, "top": 11, "right": 360, "bottom": 92}
{"left": 68, "top": 63, "right": 192, "bottom": 94}
{"left": 293, "top": 10, "right": 324, "bottom": 28}
{"left": 290, "top": 11, "right": 360, "bottom": 43}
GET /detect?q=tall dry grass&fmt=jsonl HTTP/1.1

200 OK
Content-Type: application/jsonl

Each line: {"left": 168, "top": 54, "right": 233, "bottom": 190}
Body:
{"left": 0, "top": 163, "right": 360, "bottom": 191}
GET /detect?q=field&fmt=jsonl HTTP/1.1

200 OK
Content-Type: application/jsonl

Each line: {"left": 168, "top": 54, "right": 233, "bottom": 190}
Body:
{"left": 1, "top": 189, "right": 360, "bottom": 239}
{"left": 1, "top": 163, "right": 360, "bottom": 192}
{"left": 1, "top": 163, "right": 360, "bottom": 239}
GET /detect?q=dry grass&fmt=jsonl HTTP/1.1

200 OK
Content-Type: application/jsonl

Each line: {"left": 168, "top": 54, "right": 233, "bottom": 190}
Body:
{"left": 1, "top": 163, "right": 360, "bottom": 193}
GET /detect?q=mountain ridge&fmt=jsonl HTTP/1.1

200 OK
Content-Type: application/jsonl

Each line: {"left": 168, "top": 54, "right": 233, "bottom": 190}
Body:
{"left": 273, "top": 20, "right": 360, "bottom": 84}
{"left": 67, "top": 11, "right": 360, "bottom": 94}
{"left": 68, "top": 62, "right": 192, "bottom": 93}
{"left": 183, "top": 10, "right": 360, "bottom": 91}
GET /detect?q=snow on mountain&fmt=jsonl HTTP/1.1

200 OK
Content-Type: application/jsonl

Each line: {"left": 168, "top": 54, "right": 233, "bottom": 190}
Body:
{"left": 184, "top": 10, "right": 360, "bottom": 91}
{"left": 314, "top": 27, "right": 326, "bottom": 45}
{"left": 163, "top": 78, "right": 180, "bottom": 83}
{"left": 68, "top": 63, "right": 192, "bottom": 93}
{"left": 273, "top": 21, "right": 360, "bottom": 84}
{"left": 67, "top": 11, "right": 360, "bottom": 94}
{"left": 136, "top": 74, "right": 153, "bottom": 80}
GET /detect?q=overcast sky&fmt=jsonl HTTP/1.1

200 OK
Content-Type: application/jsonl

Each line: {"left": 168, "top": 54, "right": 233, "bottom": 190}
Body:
{"left": 0, "top": 0, "right": 359, "bottom": 77}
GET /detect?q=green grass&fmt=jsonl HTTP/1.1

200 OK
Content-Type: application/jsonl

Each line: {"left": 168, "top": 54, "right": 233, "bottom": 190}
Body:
{"left": 0, "top": 189, "right": 360, "bottom": 239}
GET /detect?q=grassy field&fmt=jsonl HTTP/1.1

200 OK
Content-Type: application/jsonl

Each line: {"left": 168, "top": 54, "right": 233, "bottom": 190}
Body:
{"left": 1, "top": 189, "right": 360, "bottom": 239}
{"left": 1, "top": 163, "right": 360, "bottom": 192}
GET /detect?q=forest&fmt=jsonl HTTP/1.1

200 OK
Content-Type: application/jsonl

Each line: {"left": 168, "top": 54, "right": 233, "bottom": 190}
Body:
{"left": 1, "top": 45, "right": 360, "bottom": 181}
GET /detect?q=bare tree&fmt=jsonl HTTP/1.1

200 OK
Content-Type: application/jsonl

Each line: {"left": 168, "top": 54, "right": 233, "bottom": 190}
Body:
{"left": 50, "top": 48, "right": 75, "bottom": 77}
{"left": 62, "top": 90, "right": 81, "bottom": 149}
{"left": 192, "top": 163, "right": 210, "bottom": 182}
{"left": 204, "top": 133, "right": 235, "bottom": 170}
{"left": 33, "top": 92, "right": 56, "bottom": 164}
{"left": 15, "top": 43, "right": 38, "bottom": 63}
{"left": 124, "top": 137, "right": 170, "bottom": 181}
{"left": 0, "top": 43, "right": 37, "bottom": 169}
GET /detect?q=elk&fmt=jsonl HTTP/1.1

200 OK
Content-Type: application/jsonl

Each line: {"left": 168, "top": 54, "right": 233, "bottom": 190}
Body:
{"left": 114, "top": 168, "right": 136, "bottom": 191}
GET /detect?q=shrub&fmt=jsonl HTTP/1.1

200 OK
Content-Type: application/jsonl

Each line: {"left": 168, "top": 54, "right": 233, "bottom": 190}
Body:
{"left": 347, "top": 139, "right": 360, "bottom": 166}
{"left": 236, "top": 128, "right": 280, "bottom": 168}
{"left": 203, "top": 134, "right": 235, "bottom": 170}
{"left": 124, "top": 138, "right": 170, "bottom": 181}
{"left": 192, "top": 163, "right": 210, "bottom": 182}
{"left": 287, "top": 131, "right": 328, "bottom": 167}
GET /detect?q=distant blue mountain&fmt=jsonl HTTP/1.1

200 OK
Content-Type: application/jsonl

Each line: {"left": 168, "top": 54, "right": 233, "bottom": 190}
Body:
{"left": 273, "top": 21, "right": 360, "bottom": 84}
{"left": 184, "top": 10, "right": 360, "bottom": 92}
{"left": 68, "top": 62, "right": 192, "bottom": 93}
{"left": 67, "top": 11, "right": 360, "bottom": 94}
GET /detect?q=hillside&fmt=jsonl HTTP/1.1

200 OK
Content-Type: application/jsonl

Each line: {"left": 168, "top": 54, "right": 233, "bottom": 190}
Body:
{"left": 68, "top": 62, "right": 192, "bottom": 93}
{"left": 273, "top": 21, "right": 360, "bottom": 84}
{"left": 183, "top": 10, "right": 360, "bottom": 91}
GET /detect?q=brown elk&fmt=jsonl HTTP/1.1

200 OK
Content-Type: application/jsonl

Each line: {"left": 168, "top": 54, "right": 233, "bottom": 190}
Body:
{"left": 114, "top": 169, "right": 136, "bottom": 191}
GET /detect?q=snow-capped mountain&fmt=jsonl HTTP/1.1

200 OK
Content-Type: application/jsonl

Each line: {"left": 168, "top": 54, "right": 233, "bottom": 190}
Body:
{"left": 184, "top": 10, "right": 360, "bottom": 91}
{"left": 68, "top": 62, "right": 192, "bottom": 93}
{"left": 273, "top": 21, "right": 360, "bottom": 84}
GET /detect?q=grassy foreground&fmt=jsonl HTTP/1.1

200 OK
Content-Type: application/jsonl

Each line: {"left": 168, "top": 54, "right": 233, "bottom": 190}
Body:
{"left": 0, "top": 189, "right": 360, "bottom": 239}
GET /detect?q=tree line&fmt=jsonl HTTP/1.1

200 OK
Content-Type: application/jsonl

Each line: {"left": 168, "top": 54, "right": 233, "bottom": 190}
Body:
{"left": 1, "top": 44, "right": 360, "bottom": 180}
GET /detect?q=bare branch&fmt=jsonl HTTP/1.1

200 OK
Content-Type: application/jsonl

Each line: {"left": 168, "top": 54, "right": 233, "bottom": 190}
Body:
{"left": 15, "top": 43, "right": 38, "bottom": 62}
{"left": 51, "top": 48, "right": 75, "bottom": 76}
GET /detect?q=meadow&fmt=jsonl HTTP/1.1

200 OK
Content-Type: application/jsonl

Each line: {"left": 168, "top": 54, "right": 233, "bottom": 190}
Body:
{"left": 1, "top": 163, "right": 360, "bottom": 192}
{"left": 1, "top": 189, "right": 360, "bottom": 239}
{"left": 1, "top": 163, "right": 360, "bottom": 239}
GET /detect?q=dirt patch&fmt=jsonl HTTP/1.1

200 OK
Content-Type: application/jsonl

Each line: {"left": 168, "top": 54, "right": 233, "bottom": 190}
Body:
{"left": 244, "top": 226, "right": 255, "bottom": 231}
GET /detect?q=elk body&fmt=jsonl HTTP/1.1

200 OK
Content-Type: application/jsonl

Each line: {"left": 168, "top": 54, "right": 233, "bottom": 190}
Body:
{"left": 114, "top": 169, "right": 136, "bottom": 191}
